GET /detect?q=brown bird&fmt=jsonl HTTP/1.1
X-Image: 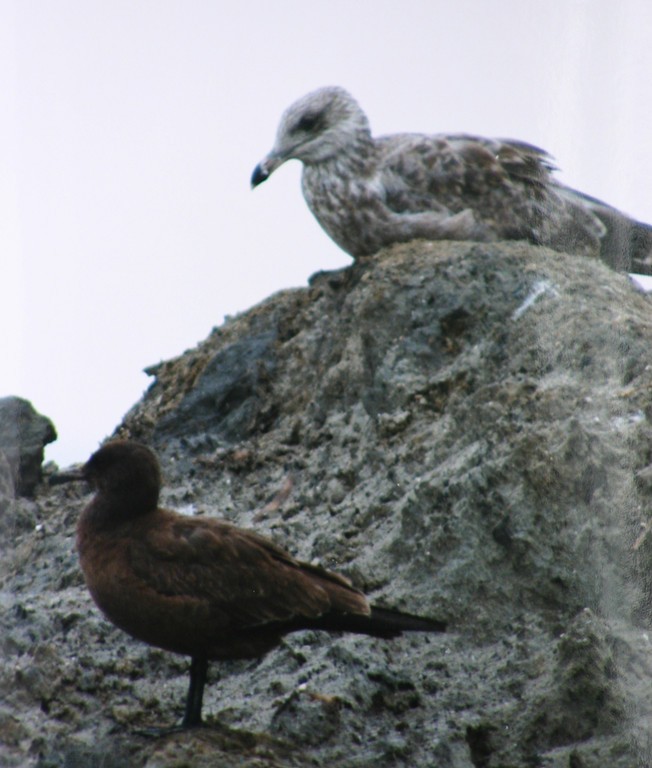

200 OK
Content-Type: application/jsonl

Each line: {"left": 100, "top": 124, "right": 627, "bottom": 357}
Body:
{"left": 73, "top": 440, "right": 446, "bottom": 728}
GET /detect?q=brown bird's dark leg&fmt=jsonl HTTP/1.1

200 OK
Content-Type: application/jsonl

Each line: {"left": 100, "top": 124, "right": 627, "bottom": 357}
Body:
{"left": 183, "top": 656, "right": 208, "bottom": 727}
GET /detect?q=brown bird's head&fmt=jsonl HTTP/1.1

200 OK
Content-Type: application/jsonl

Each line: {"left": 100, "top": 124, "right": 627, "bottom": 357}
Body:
{"left": 83, "top": 440, "right": 161, "bottom": 515}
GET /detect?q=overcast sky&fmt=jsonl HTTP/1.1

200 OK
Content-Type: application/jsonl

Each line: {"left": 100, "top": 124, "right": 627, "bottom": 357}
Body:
{"left": 3, "top": 0, "right": 652, "bottom": 467}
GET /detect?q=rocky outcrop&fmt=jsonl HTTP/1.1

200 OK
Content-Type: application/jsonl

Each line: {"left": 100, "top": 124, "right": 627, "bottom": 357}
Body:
{"left": 0, "top": 397, "right": 56, "bottom": 498}
{"left": 3, "top": 241, "right": 652, "bottom": 767}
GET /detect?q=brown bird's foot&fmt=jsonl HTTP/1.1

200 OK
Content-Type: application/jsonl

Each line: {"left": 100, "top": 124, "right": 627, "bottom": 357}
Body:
{"left": 182, "top": 656, "right": 209, "bottom": 728}
{"left": 132, "top": 656, "right": 210, "bottom": 735}
{"left": 132, "top": 723, "right": 202, "bottom": 738}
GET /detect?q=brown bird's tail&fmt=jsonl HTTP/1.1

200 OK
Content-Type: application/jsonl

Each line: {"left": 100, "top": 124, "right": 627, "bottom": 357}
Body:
{"left": 365, "top": 606, "right": 447, "bottom": 637}
{"left": 301, "top": 606, "right": 447, "bottom": 638}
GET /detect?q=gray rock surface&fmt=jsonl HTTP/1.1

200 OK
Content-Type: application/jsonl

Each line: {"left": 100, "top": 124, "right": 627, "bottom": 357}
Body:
{"left": 3, "top": 241, "right": 652, "bottom": 767}
{"left": 0, "top": 397, "right": 56, "bottom": 497}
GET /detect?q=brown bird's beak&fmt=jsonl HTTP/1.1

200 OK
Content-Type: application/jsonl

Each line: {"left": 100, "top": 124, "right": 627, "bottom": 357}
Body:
{"left": 49, "top": 466, "right": 86, "bottom": 486}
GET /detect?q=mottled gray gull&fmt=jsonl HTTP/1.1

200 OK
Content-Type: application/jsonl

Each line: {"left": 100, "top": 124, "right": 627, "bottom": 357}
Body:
{"left": 252, "top": 86, "right": 652, "bottom": 274}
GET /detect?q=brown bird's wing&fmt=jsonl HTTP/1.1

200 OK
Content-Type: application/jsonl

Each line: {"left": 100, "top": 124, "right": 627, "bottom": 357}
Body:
{"left": 128, "top": 512, "right": 369, "bottom": 632}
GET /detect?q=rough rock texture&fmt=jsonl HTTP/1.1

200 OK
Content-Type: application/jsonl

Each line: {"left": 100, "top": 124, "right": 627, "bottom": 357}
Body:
{"left": 3, "top": 241, "right": 652, "bottom": 767}
{"left": 0, "top": 397, "right": 56, "bottom": 497}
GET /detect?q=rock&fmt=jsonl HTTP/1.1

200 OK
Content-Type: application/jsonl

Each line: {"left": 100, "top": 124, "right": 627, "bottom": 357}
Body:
{"left": 153, "top": 330, "right": 279, "bottom": 442}
{"left": 0, "top": 397, "right": 56, "bottom": 497}
{"left": 4, "top": 241, "right": 652, "bottom": 767}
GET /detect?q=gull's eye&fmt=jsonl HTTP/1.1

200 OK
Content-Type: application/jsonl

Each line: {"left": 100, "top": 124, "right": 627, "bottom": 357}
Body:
{"left": 292, "top": 111, "right": 324, "bottom": 134}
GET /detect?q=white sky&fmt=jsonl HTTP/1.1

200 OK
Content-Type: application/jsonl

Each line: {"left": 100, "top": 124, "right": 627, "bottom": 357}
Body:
{"left": 2, "top": 0, "right": 652, "bottom": 467}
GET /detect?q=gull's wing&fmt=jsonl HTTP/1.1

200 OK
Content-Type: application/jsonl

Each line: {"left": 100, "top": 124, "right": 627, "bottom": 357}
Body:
{"left": 374, "top": 132, "right": 605, "bottom": 253}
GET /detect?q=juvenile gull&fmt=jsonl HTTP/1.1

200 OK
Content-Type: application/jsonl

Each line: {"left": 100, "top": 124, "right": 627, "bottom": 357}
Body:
{"left": 252, "top": 86, "right": 652, "bottom": 274}
{"left": 73, "top": 440, "right": 446, "bottom": 728}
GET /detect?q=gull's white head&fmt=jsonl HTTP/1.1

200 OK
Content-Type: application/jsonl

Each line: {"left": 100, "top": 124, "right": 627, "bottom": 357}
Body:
{"left": 251, "top": 86, "right": 370, "bottom": 187}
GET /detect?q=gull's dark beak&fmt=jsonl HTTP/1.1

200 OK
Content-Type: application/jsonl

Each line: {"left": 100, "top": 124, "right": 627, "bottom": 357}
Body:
{"left": 251, "top": 152, "right": 286, "bottom": 189}
{"left": 251, "top": 162, "right": 270, "bottom": 188}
